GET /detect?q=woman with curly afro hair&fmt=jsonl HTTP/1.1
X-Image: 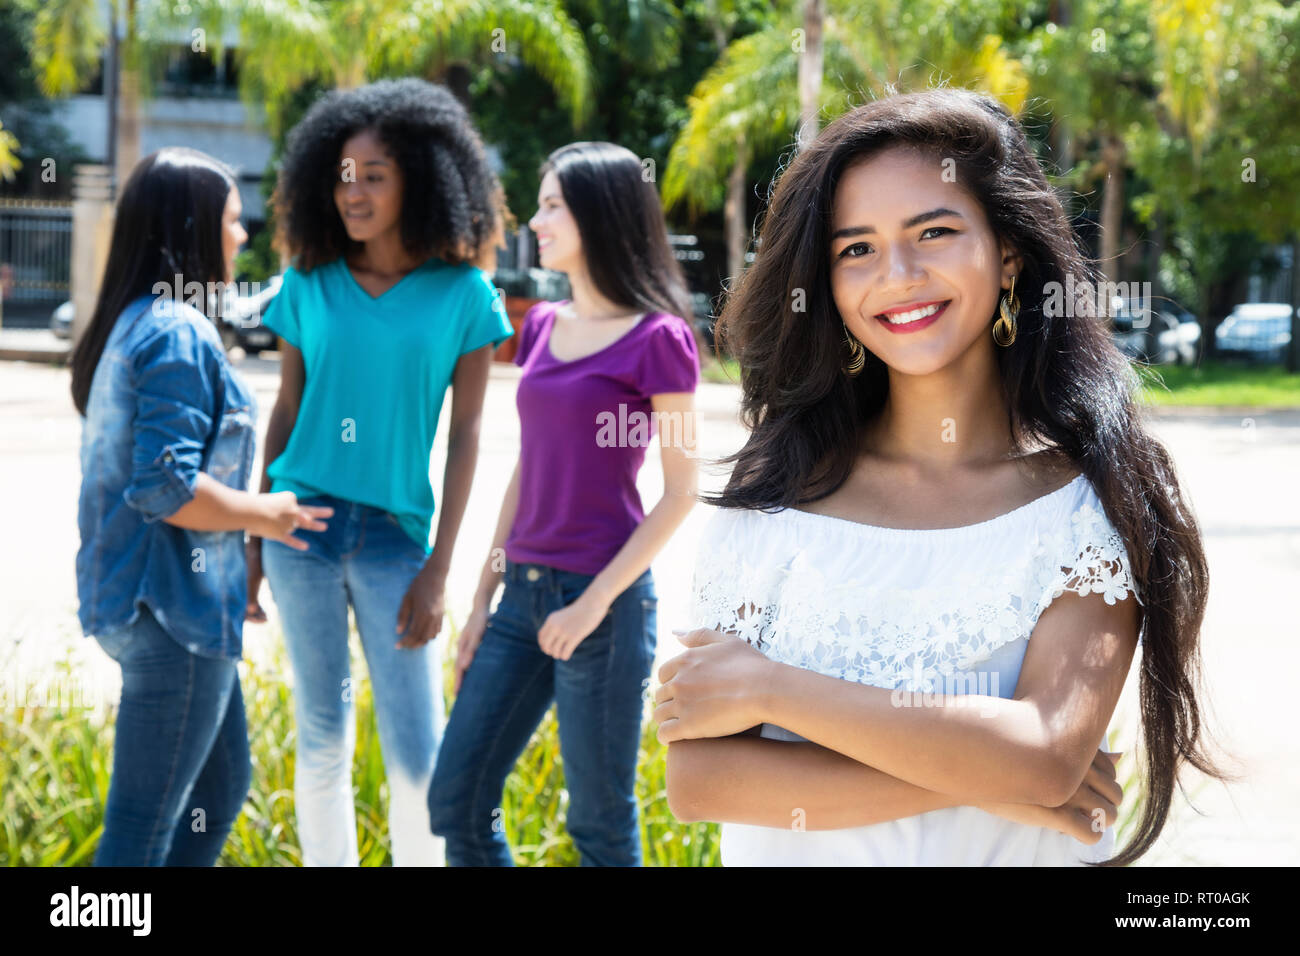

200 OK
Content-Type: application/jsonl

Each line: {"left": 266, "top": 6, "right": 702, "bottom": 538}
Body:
{"left": 248, "top": 78, "right": 514, "bottom": 867}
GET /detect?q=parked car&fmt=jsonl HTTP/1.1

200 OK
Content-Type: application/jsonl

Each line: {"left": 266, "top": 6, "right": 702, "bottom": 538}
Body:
{"left": 218, "top": 274, "right": 282, "bottom": 355}
{"left": 49, "top": 300, "right": 74, "bottom": 339}
{"left": 1108, "top": 297, "right": 1201, "bottom": 365}
{"left": 1214, "top": 302, "right": 1294, "bottom": 363}
{"left": 47, "top": 276, "right": 282, "bottom": 354}
{"left": 488, "top": 267, "right": 566, "bottom": 362}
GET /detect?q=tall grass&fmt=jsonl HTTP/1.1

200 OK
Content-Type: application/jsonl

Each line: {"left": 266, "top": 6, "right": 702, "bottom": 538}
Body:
{"left": 0, "top": 623, "right": 721, "bottom": 867}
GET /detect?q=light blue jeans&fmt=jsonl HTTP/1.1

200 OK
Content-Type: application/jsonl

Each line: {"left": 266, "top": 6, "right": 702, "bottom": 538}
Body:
{"left": 262, "top": 494, "right": 444, "bottom": 866}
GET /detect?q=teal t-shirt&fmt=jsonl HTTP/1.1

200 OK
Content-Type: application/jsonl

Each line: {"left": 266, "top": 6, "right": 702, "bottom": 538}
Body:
{"left": 261, "top": 256, "right": 514, "bottom": 552}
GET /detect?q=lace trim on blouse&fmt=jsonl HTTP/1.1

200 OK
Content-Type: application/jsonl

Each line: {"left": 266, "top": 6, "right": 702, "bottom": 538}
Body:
{"left": 688, "top": 479, "right": 1142, "bottom": 693}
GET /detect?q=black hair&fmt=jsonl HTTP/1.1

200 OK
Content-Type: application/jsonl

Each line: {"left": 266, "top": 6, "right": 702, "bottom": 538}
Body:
{"left": 540, "top": 142, "right": 694, "bottom": 325}
{"left": 70, "top": 147, "right": 235, "bottom": 415}
{"left": 273, "top": 78, "right": 508, "bottom": 271}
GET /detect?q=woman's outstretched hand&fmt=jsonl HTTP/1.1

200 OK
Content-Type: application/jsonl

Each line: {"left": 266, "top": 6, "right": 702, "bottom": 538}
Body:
{"left": 253, "top": 492, "right": 332, "bottom": 550}
{"left": 245, "top": 537, "right": 267, "bottom": 622}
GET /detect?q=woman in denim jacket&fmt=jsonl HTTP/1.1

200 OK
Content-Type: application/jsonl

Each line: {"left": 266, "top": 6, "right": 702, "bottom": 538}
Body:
{"left": 71, "top": 147, "right": 332, "bottom": 866}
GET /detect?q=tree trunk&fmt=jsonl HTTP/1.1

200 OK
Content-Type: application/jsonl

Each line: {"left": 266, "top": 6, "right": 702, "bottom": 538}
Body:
{"left": 1053, "top": 117, "right": 1073, "bottom": 177}
{"left": 1049, "top": 2, "right": 1073, "bottom": 174}
{"left": 797, "top": 0, "right": 824, "bottom": 151}
{"left": 106, "top": 13, "right": 118, "bottom": 187}
{"left": 724, "top": 137, "right": 747, "bottom": 286}
{"left": 116, "top": 70, "right": 141, "bottom": 180}
{"left": 115, "top": 0, "right": 141, "bottom": 188}
{"left": 708, "top": 0, "right": 748, "bottom": 286}
{"left": 1146, "top": 209, "right": 1165, "bottom": 361}
{"left": 1098, "top": 134, "right": 1125, "bottom": 291}
{"left": 1289, "top": 237, "right": 1300, "bottom": 373}
{"left": 1197, "top": 278, "right": 1213, "bottom": 365}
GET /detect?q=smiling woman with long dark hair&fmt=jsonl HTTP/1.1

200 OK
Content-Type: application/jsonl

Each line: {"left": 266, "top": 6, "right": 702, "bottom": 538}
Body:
{"left": 654, "top": 88, "right": 1228, "bottom": 866}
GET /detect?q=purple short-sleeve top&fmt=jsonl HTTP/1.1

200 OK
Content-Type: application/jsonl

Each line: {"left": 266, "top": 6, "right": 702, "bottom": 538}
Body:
{"left": 506, "top": 299, "right": 700, "bottom": 574}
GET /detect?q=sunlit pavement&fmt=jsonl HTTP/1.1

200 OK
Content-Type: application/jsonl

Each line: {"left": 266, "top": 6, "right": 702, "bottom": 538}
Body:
{"left": 2, "top": 353, "right": 1295, "bottom": 865}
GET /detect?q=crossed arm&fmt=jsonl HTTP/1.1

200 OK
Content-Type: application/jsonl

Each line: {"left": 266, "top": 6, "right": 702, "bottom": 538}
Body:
{"left": 657, "top": 588, "right": 1139, "bottom": 831}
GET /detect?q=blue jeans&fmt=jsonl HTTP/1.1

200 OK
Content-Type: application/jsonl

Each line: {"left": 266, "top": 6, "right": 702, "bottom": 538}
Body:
{"left": 93, "top": 604, "right": 251, "bottom": 866}
{"left": 262, "top": 495, "right": 444, "bottom": 867}
{"left": 428, "top": 559, "right": 657, "bottom": 866}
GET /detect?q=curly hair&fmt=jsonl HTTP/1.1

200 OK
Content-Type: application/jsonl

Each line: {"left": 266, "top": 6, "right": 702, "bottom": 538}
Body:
{"left": 271, "top": 78, "right": 510, "bottom": 272}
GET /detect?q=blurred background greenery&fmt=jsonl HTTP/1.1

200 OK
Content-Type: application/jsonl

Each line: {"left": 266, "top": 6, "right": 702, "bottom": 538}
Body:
{"left": 4, "top": 0, "right": 1300, "bottom": 377}
{"left": 0, "top": 618, "right": 721, "bottom": 867}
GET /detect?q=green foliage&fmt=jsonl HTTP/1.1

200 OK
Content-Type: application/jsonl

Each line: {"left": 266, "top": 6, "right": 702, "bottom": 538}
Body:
{"left": 0, "top": 0, "right": 91, "bottom": 196}
{"left": 1136, "top": 360, "right": 1300, "bottom": 408}
{"left": 0, "top": 624, "right": 721, "bottom": 867}
{"left": 663, "top": 0, "right": 1030, "bottom": 216}
{"left": 0, "top": 693, "right": 110, "bottom": 865}
{"left": 233, "top": 227, "right": 279, "bottom": 284}
{"left": 469, "top": 0, "right": 769, "bottom": 227}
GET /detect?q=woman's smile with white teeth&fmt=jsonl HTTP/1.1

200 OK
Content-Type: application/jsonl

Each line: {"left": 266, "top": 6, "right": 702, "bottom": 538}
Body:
{"left": 877, "top": 301, "right": 947, "bottom": 324}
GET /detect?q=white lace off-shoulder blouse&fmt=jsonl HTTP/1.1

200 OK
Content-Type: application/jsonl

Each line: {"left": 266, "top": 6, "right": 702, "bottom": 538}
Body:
{"left": 687, "top": 472, "right": 1142, "bottom": 866}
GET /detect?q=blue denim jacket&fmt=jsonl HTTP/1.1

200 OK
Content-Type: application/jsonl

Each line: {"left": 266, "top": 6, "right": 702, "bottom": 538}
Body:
{"left": 76, "top": 293, "right": 257, "bottom": 660}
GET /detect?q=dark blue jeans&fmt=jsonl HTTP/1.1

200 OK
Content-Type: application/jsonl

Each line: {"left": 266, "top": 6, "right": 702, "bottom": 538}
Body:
{"left": 93, "top": 605, "right": 251, "bottom": 866}
{"left": 428, "top": 560, "right": 657, "bottom": 866}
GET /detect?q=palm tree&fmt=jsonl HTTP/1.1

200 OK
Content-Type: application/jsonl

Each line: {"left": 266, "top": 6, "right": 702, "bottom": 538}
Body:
{"left": 0, "top": 120, "right": 20, "bottom": 181}
{"left": 1150, "top": 0, "right": 1265, "bottom": 167}
{"left": 214, "top": 0, "right": 597, "bottom": 140}
{"left": 663, "top": 0, "right": 1028, "bottom": 288}
{"left": 797, "top": 0, "right": 824, "bottom": 151}
{"left": 29, "top": 0, "right": 597, "bottom": 188}
{"left": 30, "top": 0, "right": 133, "bottom": 179}
{"left": 1027, "top": 0, "right": 1265, "bottom": 344}
{"left": 690, "top": 0, "right": 779, "bottom": 286}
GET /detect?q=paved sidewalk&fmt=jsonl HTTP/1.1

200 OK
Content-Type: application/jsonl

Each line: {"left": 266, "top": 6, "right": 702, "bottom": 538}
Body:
{"left": 0, "top": 328, "right": 71, "bottom": 364}
{"left": 1, "top": 353, "right": 1295, "bottom": 865}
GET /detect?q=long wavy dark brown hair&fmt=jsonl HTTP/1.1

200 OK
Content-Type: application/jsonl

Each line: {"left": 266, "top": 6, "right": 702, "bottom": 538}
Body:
{"left": 706, "top": 87, "right": 1229, "bottom": 865}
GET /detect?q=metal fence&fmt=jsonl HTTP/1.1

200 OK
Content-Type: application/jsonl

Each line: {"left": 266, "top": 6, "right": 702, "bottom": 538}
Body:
{"left": 0, "top": 199, "right": 73, "bottom": 320}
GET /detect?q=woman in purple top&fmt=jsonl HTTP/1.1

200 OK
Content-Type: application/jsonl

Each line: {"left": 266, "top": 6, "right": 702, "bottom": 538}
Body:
{"left": 427, "top": 142, "right": 701, "bottom": 865}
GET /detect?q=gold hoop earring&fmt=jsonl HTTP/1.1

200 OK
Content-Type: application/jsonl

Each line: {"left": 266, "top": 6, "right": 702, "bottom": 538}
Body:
{"left": 993, "top": 275, "right": 1019, "bottom": 347}
{"left": 843, "top": 323, "right": 866, "bottom": 376}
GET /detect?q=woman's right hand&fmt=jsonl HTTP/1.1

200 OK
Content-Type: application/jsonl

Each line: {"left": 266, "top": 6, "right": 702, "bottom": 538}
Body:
{"left": 253, "top": 491, "right": 332, "bottom": 550}
{"left": 245, "top": 536, "right": 267, "bottom": 623}
{"left": 454, "top": 604, "right": 490, "bottom": 695}
{"left": 980, "top": 750, "right": 1124, "bottom": 845}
